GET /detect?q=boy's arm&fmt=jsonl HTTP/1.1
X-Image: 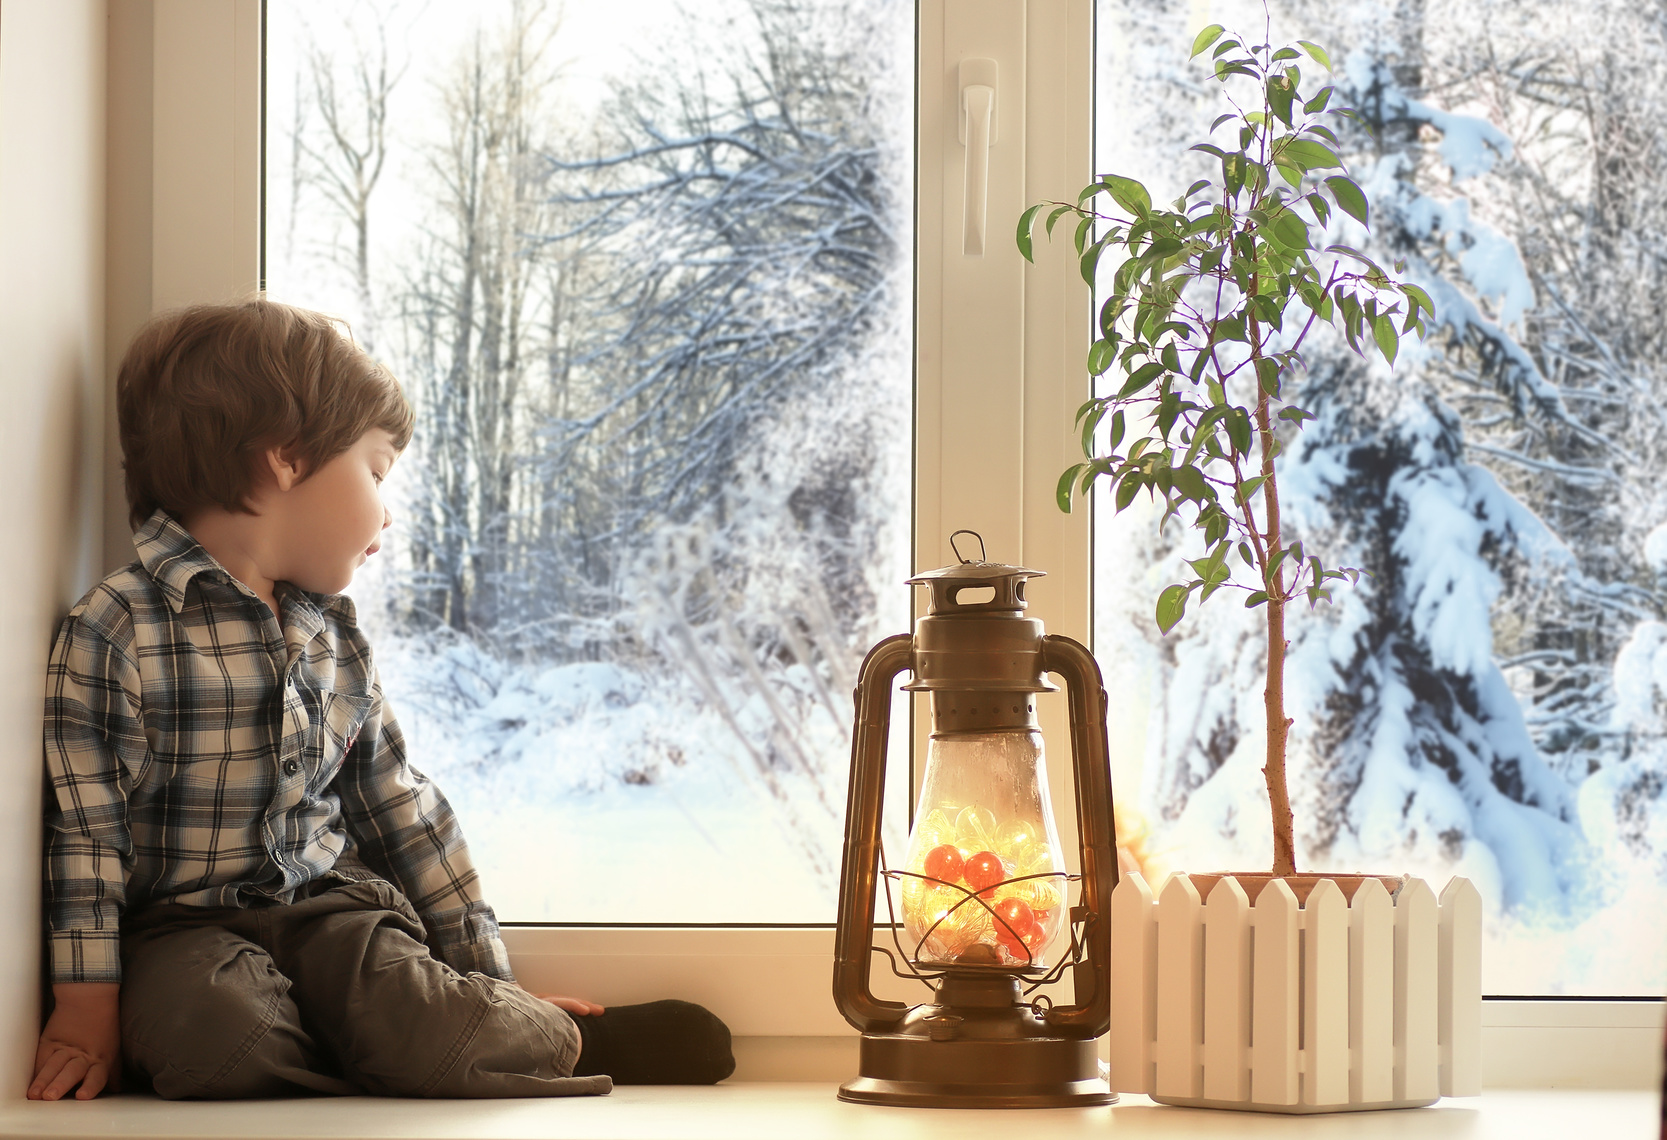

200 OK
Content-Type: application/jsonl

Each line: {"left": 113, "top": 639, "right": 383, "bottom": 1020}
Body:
{"left": 335, "top": 677, "right": 515, "bottom": 981}
{"left": 42, "top": 610, "right": 143, "bottom": 987}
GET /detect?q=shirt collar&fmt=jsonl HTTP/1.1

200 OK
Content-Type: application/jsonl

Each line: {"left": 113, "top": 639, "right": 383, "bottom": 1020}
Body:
{"left": 134, "top": 510, "right": 235, "bottom": 614}
{"left": 131, "top": 510, "right": 352, "bottom": 632}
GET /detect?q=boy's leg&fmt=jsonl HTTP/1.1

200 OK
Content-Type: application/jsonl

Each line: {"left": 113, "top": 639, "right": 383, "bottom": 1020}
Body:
{"left": 120, "top": 920, "right": 357, "bottom": 1099}
{"left": 263, "top": 878, "right": 610, "bottom": 1098}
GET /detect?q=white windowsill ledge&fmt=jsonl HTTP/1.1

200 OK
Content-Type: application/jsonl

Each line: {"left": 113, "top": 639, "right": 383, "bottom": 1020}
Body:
{"left": 0, "top": 1086, "right": 1656, "bottom": 1140}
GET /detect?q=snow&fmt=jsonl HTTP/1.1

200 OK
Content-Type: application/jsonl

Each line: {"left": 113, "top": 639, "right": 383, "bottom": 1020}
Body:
{"left": 1095, "top": 0, "right": 1666, "bottom": 994}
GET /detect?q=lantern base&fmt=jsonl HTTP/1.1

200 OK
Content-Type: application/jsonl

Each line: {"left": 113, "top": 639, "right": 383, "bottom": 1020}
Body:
{"left": 839, "top": 1033, "right": 1114, "bottom": 1109}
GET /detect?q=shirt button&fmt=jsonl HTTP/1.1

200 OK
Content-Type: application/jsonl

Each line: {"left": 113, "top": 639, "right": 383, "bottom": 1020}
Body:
{"left": 284, "top": 759, "right": 301, "bottom": 776}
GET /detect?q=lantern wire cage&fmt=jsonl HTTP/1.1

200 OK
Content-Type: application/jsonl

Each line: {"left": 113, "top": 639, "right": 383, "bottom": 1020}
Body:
{"left": 873, "top": 840, "right": 1090, "bottom": 998}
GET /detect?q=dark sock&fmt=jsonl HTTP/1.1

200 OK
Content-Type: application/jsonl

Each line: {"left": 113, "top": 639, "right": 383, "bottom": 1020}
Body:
{"left": 570, "top": 1000, "right": 735, "bottom": 1085}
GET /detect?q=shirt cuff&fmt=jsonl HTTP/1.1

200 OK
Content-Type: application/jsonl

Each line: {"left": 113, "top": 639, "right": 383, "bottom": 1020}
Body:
{"left": 423, "top": 902, "right": 516, "bottom": 982}
{"left": 48, "top": 930, "right": 122, "bottom": 985}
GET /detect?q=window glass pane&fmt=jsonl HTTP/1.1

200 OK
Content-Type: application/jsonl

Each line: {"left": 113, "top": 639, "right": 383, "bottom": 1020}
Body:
{"left": 265, "top": 0, "right": 915, "bottom": 922}
{"left": 1095, "top": 0, "right": 1665, "bottom": 994}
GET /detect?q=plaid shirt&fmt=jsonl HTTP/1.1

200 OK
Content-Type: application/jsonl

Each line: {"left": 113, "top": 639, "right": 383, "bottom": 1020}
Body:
{"left": 43, "top": 510, "right": 512, "bottom": 985}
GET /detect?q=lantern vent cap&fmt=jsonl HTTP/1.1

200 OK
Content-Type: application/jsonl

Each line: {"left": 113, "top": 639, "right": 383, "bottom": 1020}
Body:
{"left": 908, "top": 530, "right": 1044, "bottom": 616}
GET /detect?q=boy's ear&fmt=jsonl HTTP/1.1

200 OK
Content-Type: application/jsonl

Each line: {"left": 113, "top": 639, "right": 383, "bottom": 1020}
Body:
{"left": 263, "top": 444, "right": 306, "bottom": 492}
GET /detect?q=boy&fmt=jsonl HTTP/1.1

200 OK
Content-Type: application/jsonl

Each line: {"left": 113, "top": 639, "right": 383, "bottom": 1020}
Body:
{"left": 32, "top": 300, "right": 732, "bottom": 1101}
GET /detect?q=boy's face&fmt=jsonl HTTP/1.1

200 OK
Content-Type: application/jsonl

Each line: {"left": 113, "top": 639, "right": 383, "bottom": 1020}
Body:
{"left": 264, "top": 429, "right": 399, "bottom": 597}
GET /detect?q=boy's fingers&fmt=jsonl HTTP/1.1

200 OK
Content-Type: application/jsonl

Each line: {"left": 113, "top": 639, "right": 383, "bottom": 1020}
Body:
{"left": 41, "top": 1055, "right": 89, "bottom": 1102}
{"left": 28, "top": 1049, "right": 70, "bottom": 1099}
{"left": 73, "top": 1063, "right": 108, "bottom": 1100}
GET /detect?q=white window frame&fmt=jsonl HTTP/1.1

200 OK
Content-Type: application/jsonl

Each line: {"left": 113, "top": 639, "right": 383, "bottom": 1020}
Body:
{"left": 109, "top": 0, "right": 1664, "bottom": 1086}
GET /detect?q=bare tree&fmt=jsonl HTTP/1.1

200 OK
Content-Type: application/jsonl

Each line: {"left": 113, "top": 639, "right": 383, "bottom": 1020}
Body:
{"left": 291, "top": 1, "right": 409, "bottom": 352}
{"left": 396, "top": 0, "right": 578, "bottom": 638}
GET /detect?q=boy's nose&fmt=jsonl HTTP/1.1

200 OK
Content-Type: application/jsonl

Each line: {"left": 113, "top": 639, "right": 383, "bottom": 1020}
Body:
{"left": 382, "top": 505, "right": 392, "bottom": 529}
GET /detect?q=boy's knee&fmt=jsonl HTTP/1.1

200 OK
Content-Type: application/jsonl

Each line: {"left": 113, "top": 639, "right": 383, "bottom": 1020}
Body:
{"left": 122, "top": 926, "right": 340, "bottom": 1098}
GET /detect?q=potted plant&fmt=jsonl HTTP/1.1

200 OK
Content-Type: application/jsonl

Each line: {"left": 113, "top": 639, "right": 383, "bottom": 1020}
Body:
{"left": 1018, "top": 22, "right": 1482, "bottom": 1112}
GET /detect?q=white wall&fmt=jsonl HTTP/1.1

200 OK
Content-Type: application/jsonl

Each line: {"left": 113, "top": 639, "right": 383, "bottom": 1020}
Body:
{"left": 0, "top": 0, "right": 109, "bottom": 1100}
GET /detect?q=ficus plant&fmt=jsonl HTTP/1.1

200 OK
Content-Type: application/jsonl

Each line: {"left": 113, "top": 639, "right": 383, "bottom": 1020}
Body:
{"left": 1017, "top": 23, "right": 1431, "bottom": 878}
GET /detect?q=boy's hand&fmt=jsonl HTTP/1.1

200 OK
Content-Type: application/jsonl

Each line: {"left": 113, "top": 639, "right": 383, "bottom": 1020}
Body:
{"left": 29, "top": 983, "right": 121, "bottom": 1101}
{"left": 526, "top": 988, "right": 605, "bottom": 1017}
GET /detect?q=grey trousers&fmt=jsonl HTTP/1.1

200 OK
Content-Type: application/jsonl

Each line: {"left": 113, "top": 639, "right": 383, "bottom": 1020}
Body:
{"left": 117, "top": 875, "right": 613, "bottom": 1100}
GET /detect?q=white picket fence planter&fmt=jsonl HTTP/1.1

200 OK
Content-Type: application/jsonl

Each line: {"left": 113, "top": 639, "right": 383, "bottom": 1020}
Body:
{"left": 1108, "top": 871, "right": 1482, "bottom": 1113}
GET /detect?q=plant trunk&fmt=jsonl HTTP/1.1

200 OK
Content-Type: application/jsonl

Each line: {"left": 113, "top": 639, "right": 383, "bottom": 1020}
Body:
{"left": 1264, "top": 591, "right": 1296, "bottom": 877}
{"left": 1253, "top": 331, "right": 1297, "bottom": 878}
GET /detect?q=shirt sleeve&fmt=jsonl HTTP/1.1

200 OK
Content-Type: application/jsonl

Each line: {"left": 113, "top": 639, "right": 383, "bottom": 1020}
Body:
{"left": 334, "top": 676, "right": 516, "bottom": 982}
{"left": 42, "top": 608, "right": 145, "bottom": 985}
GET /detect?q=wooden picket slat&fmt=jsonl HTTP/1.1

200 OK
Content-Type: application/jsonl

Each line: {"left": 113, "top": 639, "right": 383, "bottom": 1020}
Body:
{"left": 1349, "top": 876, "right": 1394, "bottom": 1104}
{"left": 1395, "top": 877, "right": 1440, "bottom": 1103}
{"left": 1302, "top": 877, "right": 1349, "bottom": 1106}
{"left": 1439, "top": 877, "right": 1482, "bottom": 1097}
{"left": 1202, "top": 876, "right": 1251, "bottom": 1101}
{"left": 1108, "top": 871, "right": 1156, "bottom": 1093}
{"left": 1249, "top": 877, "right": 1299, "bottom": 1106}
{"left": 1154, "top": 874, "right": 1203, "bottom": 1099}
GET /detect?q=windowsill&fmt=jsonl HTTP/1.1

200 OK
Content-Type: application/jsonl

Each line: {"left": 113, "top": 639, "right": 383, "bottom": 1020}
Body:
{"left": 0, "top": 1086, "right": 1656, "bottom": 1139}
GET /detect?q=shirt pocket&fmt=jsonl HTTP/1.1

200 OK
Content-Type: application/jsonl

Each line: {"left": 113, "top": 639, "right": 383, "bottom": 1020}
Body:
{"left": 314, "top": 691, "right": 374, "bottom": 791}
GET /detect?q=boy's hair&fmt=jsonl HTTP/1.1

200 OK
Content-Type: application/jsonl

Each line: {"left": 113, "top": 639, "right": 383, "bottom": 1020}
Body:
{"left": 118, "top": 299, "right": 414, "bottom": 530}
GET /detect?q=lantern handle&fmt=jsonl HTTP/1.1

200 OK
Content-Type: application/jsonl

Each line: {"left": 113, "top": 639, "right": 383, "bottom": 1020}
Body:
{"left": 832, "top": 634, "right": 915, "bottom": 1032}
{"left": 948, "top": 529, "right": 986, "bottom": 564}
{"left": 1038, "top": 633, "right": 1116, "bottom": 1037}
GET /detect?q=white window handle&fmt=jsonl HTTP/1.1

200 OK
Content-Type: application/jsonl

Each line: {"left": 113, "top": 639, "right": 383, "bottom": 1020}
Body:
{"left": 959, "top": 58, "right": 998, "bottom": 257}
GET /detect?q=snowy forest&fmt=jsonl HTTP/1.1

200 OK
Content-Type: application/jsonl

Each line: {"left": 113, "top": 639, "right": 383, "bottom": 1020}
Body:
{"left": 266, "top": 0, "right": 914, "bottom": 923}
{"left": 267, "top": 0, "right": 1665, "bottom": 992}
{"left": 1097, "top": 0, "right": 1666, "bottom": 993}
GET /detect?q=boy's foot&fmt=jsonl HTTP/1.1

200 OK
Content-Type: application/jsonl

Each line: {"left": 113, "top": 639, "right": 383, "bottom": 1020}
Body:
{"left": 570, "top": 1000, "right": 734, "bottom": 1085}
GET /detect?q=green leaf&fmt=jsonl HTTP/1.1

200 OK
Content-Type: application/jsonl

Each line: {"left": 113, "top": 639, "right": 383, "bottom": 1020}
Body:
{"left": 1271, "top": 209, "right": 1311, "bottom": 250}
{"left": 1244, "top": 590, "right": 1269, "bottom": 609}
{"left": 1117, "top": 360, "right": 1166, "bottom": 398}
{"left": 1114, "top": 471, "right": 1142, "bottom": 511}
{"left": 1281, "top": 139, "right": 1343, "bottom": 171}
{"left": 1267, "top": 75, "right": 1296, "bottom": 127}
{"left": 1325, "top": 176, "right": 1369, "bottom": 226}
{"left": 1045, "top": 204, "right": 1075, "bottom": 238}
{"left": 1173, "top": 464, "right": 1209, "bottom": 501}
{"left": 1296, "top": 39, "right": 1333, "bottom": 71}
{"left": 1403, "top": 281, "right": 1435, "bottom": 317}
{"left": 1236, "top": 473, "right": 1267, "bottom": 503}
{"left": 1190, "top": 23, "right": 1226, "bottom": 58}
{"left": 1156, "top": 584, "right": 1190, "bottom": 634}
{"left": 1080, "top": 239, "right": 1108, "bottom": 286}
{"left": 1056, "top": 465, "right": 1083, "bottom": 513}
{"left": 1073, "top": 215, "right": 1093, "bottom": 254}
{"left": 1087, "top": 338, "right": 1117, "bottom": 376}
{"left": 1017, "top": 204, "right": 1042, "bottom": 262}
{"left": 1184, "top": 178, "right": 1213, "bottom": 200}
{"left": 1108, "top": 409, "right": 1127, "bottom": 451}
{"left": 1278, "top": 406, "right": 1317, "bottom": 424}
{"left": 1255, "top": 357, "right": 1282, "bottom": 395}
{"left": 1238, "top": 542, "right": 1255, "bottom": 567}
{"left": 1303, "top": 86, "right": 1334, "bottom": 113}
{"left": 1101, "top": 174, "right": 1152, "bottom": 217}
{"left": 1080, "top": 403, "right": 1105, "bottom": 458}
{"left": 1373, "top": 313, "right": 1399, "bottom": 364}
{"left": 1306, "top": 192, "right": 1331, "bottom": 227}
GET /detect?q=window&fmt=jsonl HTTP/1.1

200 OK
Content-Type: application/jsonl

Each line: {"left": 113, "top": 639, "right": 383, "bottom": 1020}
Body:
{"left": 1093, "top": 0, "right": 1666, "bottom": 996}
{"left": 264, "top": 0, "right": 916, "bottom": 923}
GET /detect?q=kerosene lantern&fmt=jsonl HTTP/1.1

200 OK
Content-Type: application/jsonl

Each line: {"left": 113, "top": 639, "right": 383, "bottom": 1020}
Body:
{"left": 832, "top": 533, "right": 1117, "bottom": 1108}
